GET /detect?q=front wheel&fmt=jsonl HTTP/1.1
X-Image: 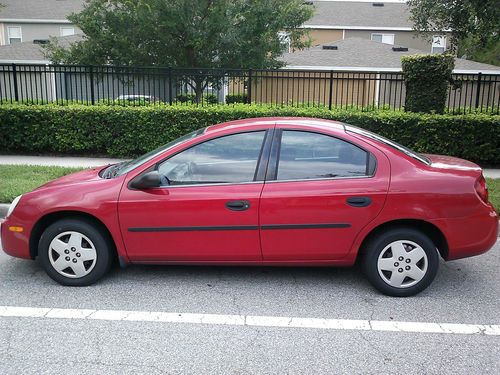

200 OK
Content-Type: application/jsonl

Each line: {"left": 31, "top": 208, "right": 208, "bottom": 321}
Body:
{"left": 362, "top": 227, "right": 439, "bottom": 297}
{"left": 38, "top": 219, "right": 113, "bottom": 286}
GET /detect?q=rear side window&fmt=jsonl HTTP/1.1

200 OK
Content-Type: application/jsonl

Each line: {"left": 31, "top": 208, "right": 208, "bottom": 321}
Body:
{"left": 276, "top": 131, "right": 372, "bottom": 180}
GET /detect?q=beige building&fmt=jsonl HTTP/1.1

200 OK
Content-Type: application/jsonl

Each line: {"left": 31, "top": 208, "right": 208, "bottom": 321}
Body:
{"left": 0, "top": 0, "right": 82, "bottom": 62}
{"left": 301, "top": 1, "right": 449, "bottom": 54}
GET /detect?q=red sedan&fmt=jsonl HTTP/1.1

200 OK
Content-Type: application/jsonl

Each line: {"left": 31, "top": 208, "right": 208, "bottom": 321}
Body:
{"left": 1, "top": 117, "right": 497, "bottom": 296}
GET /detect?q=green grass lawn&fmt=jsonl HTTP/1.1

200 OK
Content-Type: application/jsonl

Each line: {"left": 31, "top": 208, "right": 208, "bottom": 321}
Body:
{"left": 0, "top": 165, "right": 499, "bottom": 212}
{"left": 487, "top": 178, "right": 500, "bottom": 212}
{"left": 0, "top": 165, "right": 83, "bottom": 203}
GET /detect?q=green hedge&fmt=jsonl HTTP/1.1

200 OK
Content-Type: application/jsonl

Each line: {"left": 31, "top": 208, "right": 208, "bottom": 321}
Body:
{"left": 225, "top": 94, "right": 248, "bottom": 104}
{"left": 402, "top": 54, "right": 455, "bottom": 114}
{"left": 0, "top": 104, "right": 499, "bottom": 165}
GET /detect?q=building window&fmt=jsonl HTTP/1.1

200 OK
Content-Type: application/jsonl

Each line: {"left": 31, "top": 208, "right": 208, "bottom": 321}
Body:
{"left": 60, "top": 27, "right": 75, "bottom": 37}
{"left": 371, "top": 33, "right": 395, "bottom": 45}
{"left": 7, "top": 26, "right": 22, "bottom": 44}
{"left": 431, "top": 35, "right": 446, "bottom": 53}
{"left": 278, "top": 31, "right": 291, "bottom": 53}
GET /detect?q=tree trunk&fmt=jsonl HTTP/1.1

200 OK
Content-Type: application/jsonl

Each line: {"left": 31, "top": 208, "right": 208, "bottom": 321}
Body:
{"left": 194, "top": 82, "right": 204, "bottom": 104}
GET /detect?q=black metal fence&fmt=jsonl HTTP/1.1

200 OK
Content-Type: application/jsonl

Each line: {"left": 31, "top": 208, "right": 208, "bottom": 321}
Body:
{"left": 0, "top": 64, "right": 498, "bottom": 113}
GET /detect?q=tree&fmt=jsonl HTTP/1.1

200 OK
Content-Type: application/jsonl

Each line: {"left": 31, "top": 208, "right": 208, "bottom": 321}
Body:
{"left": 457, "top": 36, "right": 500, "bottom": 66}
{"left": 44, "top": 0, "right": 314, "bottom": 101}
{"left": 407, "top": 0, "right": 500, "bottom": 65}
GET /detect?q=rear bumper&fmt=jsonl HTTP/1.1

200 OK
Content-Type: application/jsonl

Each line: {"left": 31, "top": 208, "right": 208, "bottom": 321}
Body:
{"left": 431, "top": 205, "right": 498, "bottom": 261}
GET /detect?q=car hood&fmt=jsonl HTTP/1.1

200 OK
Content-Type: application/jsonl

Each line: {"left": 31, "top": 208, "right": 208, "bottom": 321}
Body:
{"left": 35, "top": 166, "right": 106, "bottom": 190}
{"left": 424, "top": 154, "right": 482, "bottom": 173}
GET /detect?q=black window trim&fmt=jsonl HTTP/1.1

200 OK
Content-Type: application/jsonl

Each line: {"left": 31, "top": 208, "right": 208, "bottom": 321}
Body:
{"left": 265, "top": 128, "right": 377, "bottom": 183}
{"left": 254, "top": 128, "right": 275, "bottom": 181}
{"left": 132, "top": 129, "right": 273, "bottom": 189}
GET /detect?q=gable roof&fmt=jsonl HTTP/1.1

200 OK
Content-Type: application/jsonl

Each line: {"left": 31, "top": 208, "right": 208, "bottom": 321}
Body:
{"left": 303, "top": 1, "right": 413, "bottom": 30}
{"left": 282, "top": 38, "right": 500, "bottom": 74}
{"left": 0, "top": 0, "right": 84, "bottom": 22}
{"left": 0, "top": 34, "right": 83, "bottom": 63}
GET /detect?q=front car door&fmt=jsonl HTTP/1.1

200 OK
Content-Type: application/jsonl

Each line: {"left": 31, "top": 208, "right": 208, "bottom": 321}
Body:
{"left": 118, "top": 129, "right": 272, "bottom": 262}
{"left": 259, "top": 125, "right": 390, "bottom": 261}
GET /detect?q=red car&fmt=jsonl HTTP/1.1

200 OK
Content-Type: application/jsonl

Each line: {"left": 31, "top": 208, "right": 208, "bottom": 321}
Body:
{"left": 1, "top": 117, "right": 497, "bottom": 296}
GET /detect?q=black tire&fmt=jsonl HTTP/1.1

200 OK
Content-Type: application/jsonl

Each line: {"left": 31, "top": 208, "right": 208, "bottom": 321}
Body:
{"left": 38, "top": 218, "right": 113, "bottom": 286}
{"left": 361, "top": 227, "right": 439, "bottom": 297}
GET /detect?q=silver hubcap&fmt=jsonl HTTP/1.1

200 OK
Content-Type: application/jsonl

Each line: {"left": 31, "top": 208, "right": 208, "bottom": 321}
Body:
{"left": 48, "top": 231, "right": 97, "bottom": 278}
{"left": 377, "top": 240, "right": 428, "bottom": 288}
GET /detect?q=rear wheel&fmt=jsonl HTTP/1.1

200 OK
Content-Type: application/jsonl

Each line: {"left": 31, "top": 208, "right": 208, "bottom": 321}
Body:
{"left": 362, "top": 227, "right": 439, "bottom": 297}
{"left": 38, "top": 219, "right": 113, "bottom": 286}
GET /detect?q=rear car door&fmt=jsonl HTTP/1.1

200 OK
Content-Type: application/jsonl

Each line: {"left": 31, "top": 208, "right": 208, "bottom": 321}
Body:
{"left": 259, "top": 127, "right": 390, "bottom": 261}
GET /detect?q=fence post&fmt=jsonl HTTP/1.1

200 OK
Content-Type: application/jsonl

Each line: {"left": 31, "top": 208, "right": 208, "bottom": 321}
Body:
{"left": 328, "top": 70, "right": 334, "bottom": 110}
{"left": 474, "top": 72, "right": 482, "bottom": 109}
{"left": 89, "top": 65, "right": 95, "bottom": 105}
{"left": 12, "top": 63, "right": 19, "bottom": 102}
{"left": 168, "top": 67, "right": 173, "bottom": 105}
{"left": 247, "top": 69, "right": 252, "bottom": 104}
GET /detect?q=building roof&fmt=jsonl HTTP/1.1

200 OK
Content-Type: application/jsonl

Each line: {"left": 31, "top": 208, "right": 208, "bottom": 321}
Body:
{"left": 303, "top": 1, "right": 412, "bottom": 30}
{"left": 282, "top": 38, "right": 500, "bottom": 73}
{"left": 0, "top": 34, "right": 83, "bottom": 63}
{"left": 0, "top": 0, "right": 83, "bottom": 22}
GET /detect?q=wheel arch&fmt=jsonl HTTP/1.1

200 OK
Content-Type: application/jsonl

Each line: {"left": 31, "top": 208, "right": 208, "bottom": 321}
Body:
{"left": 30, "top": 210, "right": 118, "bottom": 260}
{"left": 357, "top": 219, "right": 449, "bottom": 261}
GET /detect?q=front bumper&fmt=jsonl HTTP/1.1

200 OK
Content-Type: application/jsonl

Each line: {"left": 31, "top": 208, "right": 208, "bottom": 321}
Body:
{"left": 0, "top": 216, "right": 32, "bottom": 259}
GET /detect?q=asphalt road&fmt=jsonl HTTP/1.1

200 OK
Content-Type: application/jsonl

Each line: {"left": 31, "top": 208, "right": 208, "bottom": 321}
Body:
{"left": 0, "top": 236, "right": 498, "bottom": 374}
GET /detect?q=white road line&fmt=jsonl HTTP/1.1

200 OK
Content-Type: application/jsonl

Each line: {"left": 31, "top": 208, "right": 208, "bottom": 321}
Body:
{"left": 0, "top": 305, "right": 499, "bottom": 336}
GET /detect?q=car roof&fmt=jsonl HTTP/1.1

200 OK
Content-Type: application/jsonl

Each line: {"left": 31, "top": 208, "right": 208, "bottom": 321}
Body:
{"left": 205, "top": 117, "right": 346, "bottom": 134}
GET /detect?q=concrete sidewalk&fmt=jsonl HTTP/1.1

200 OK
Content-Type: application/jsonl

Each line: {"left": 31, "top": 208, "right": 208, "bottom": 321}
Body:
{"left": 485, "top": 169, "right": 500, "bottom": 178}
{"left": 0, "top": 155, "right": 126, "bottom": 168}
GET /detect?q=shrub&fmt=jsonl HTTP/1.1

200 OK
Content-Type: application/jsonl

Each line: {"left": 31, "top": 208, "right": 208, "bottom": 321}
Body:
{"left": 204, "top": 94, "right": 219, "bottom": 105}
{"left": 175, "top": 93, "right": 196, "bottom": 103}
{"left": 226, "top": 94, "right": 248, "bottom": 104}
{"left": 401, "top": 54, "right": 455, "bottom": 114}
{"left": 0, "top": 104, "right": 498, "bottom": 165}
{"left": 175, "top": 93, "right": 218, "bottom": 104}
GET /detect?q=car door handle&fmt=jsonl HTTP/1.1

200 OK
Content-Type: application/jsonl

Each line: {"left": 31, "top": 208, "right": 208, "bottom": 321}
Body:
{"left": 346, "top": 196, "right": 372, "bottom": 207}
{"left": 225, "top": 200, "right": 250, "bottom": 211}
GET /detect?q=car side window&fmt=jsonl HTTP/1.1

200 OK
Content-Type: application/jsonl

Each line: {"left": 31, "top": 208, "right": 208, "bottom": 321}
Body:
{"left": 158, "top": 131, "right": 266, "bottom": 185}
{"left": 277, "top": 130, "right": 369, "bottom": 180}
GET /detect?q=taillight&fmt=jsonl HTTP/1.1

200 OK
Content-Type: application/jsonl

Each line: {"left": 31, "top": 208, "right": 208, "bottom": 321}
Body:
{"left": 475, "top": 175, "right": 489, "bottom": 203}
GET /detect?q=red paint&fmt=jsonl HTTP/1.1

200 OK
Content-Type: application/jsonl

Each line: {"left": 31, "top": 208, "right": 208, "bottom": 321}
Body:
{"left": 1, "top": 117, "right": 497, "bottom": 266}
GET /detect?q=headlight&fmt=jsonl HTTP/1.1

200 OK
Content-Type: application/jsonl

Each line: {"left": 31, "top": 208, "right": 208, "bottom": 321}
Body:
{"left": 6, "top": 195, "right": 22, "bottom": 218}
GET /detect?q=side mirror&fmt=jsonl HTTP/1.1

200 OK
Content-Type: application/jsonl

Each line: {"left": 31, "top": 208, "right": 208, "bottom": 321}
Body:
{"left": 130, "top": 171, "right": 161, "bottom": 190}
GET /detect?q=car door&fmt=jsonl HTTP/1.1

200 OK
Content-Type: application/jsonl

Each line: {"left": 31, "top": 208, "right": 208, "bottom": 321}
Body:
{"left": 118, "top": 130, "right": 272, "bottom": 262}
{"left": 259, "top": 128, "right": 390, "bottom": 261}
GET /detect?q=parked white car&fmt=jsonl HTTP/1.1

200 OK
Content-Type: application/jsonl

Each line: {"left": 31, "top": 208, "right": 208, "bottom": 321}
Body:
{"left": 115, "top": 95, "right": 158, "bottom": 102}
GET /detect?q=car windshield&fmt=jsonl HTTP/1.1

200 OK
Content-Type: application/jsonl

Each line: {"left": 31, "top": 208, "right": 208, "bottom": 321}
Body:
{"left": 105, "top": 128, "right": 206, "bottom": 177}
{"left": 346, "top": 125, "right": 431, "bottom": 165}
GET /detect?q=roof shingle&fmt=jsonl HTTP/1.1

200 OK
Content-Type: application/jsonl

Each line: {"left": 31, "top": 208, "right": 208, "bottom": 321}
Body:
{"left": 282, "top": 38, "right": 500, "bottom": 73}
{"left": 0, "top": 0, "right": 84, "bottom": 21}
{"left": 304, "top": 1, "right": 412, "bottom": 29}
{"left": 0, "top": 34, "right": 83, "bottom": 62}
